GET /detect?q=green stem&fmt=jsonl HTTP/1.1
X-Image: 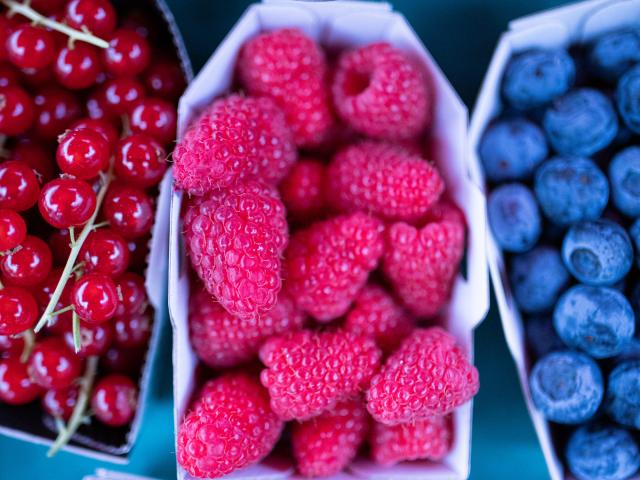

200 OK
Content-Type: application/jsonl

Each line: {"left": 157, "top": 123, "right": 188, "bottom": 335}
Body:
{"left": 19, "top": 329, "right": 34, "bottom": 363}
{"left": 72, "top": 311, "right": 81, "bottom": 353}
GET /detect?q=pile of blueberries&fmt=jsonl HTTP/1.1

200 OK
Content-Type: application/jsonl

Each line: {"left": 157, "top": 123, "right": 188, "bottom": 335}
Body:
{"left": 482, "top": 29, "right": 640, "bottom": 480}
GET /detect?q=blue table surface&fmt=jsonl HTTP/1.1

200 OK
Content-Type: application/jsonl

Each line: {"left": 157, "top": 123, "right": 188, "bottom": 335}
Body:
{"left": 0, "top": 1, "right": 577, "bottom": 478}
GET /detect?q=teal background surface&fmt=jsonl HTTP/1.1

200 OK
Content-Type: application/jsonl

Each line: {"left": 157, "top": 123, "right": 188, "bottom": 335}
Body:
{"left": 0, "top": 1, "right": 575, "bottom": 478}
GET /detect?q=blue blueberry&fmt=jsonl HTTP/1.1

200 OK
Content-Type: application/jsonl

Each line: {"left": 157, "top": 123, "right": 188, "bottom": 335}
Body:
{"left": 606, "top": 360, "right": 640, "bottom": 429}
{"left": 617, "top": 64, "right": 640, "bottom": 133}
{"left": 567, "top": 423, "right": 640, "bottom": 480}
{"left": 529, "top": 350, "right": 603, "bottom": 424}
{"left": 561, "top": 220, "right": 633, "bottom": 286}
{"left": 526, "top": 316, "right": 566, "bottom": 359}
{"left": 510, "top": 246, "right": 570, "bottom": 313}
{"left": 610, "top": 147, "right": 640, "bottom": 217}
{"left": 502, "top": 49, "right": 575, "bottom": 110}
{"left": 553, "top": 285, "right": 635, "bottom": 358}
{"left": 629, "top": 219, "right": 640, "bottom": 266}
{"left": 488, "top": 183, "right": 541, "bottom": 253}
{"left": 534, "top": 157, "right": 609, "bottom": 226}
{"left": 479, "top": 118, "right": 548, "bottom": 182}
{"left": 543, "top": 88, "right": 618, "bottom": 156}
{"left": 614, "top": 337, "right": 640, "bottom": 363}
{"left": 589, "top": 28, "right": 640, "bottom": 82}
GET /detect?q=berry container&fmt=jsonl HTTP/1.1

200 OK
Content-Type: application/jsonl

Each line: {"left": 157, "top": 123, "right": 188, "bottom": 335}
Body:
{"left": 0, "top": 0, "right": 192, "bottom": 464}
{"left": 167, "top": 1, "right": 489, "bottom": 478}
{"left": 470, "top": 1, "right": 640, "bottom": 478}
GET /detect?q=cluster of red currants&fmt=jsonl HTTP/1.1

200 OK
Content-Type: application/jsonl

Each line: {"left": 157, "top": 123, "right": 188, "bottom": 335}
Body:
{"left": 0, "top": 0, "right": 183, "bottom": 454}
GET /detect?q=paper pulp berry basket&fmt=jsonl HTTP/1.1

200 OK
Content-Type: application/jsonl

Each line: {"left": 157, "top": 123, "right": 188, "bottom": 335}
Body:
{"left": 167, "top": 0, "right": 489, "bottom": 478}
{"left": 469, "top": 0, "right": 640, "bottom": 478}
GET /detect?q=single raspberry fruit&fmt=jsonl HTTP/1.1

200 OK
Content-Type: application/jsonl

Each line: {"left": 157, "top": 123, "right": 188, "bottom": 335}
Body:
{"left": 332, "top": 42, "right": 430, "bottom": 140}
{"left": 173, "top": 95, "right": 296, "bottom": 195}
{"left": 344, "top": 284, "right": 414, "bottom": 353}
{"left": 284, "top": 213, "right": 384, "bottom": 322}
{"left": 237, "top": 28, "right": 334, "bottom": 147}
{"left": 189, "top": 286, "right": 304, "bottom": 368}
{"left": 260, "top": 330, "right": 381, "bottom": 420}
{"left": 292, "top": 399, "right": 369, "bottom": 477}
{"left": 183, "top": 180, "right": 288, "bottom": 319}
{"left": 367, "top": 328, "right": 479, "bottom": 423}
{"left": 177, "top": 372, "right": 283, "bottom": 478}
{"left": 279, "top": 158, "right": 327, "bottom": 221}
{"left": 327, "top": 141, "right": 444, "bottom": 222}
{"left": 371, "top": 415, "right": 453, "bottom": 466}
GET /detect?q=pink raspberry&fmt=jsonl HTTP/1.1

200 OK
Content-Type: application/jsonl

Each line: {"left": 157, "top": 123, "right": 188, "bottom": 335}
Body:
{"left": 284, "top": 213, "right": 384, "bottom": 322}
{"left": 279, "top": 158, "right": 327, "bottom": 221}
{"left": 332, "top": 42, "right": 430, "bottom": 140}
{"left": 327, "top": 141, "right": 444, "bottom": 222}
{"left": 177, "top": 372, "right": 283, "bottom": 478}
{"left": 366, "top": 328, "right": 479, "bottom": 424}
{"left": 237, "top": 28, "right": 334, "bottom": 147}
{"left": 371, "top": 415, "right": 452, "bottom": 466}
{"left": 292, "top": 399, "right": 369, "bottom": 477}
{"left": 260, "top": 329, "right": 382, "bottom": 421}
{"left": 173, "top": 94, "right": 296, "bottom": 195}
{"left": 183, "top": 180, "right": 288, "bottom": 319}
{"left": 382, "top": 210, "right": 465, "bottom": 317}
{"left": 189, "top": 286, "right": 305, "bottom": 368}
{"left": 344, "top": 284, "right": 414, "bottom": 353}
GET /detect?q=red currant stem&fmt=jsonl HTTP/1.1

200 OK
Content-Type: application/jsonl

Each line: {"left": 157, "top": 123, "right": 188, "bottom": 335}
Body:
{"left": 71, "top": 261, "right": 84, "bottom": 275}
{"left": 72, "top": 310, "right": 81, "bottom": 353}
{"left": 19, "top": 329, "right": 34, "bottom": 363}
{"left": 47, "top": 355, "right": 98, "bottom": 457}
{"left": 120, "top": 115, "right": 131, "bottom": 137}
{"left": 69, "top": 227, "right": 76, "bottom": 246}
{"left": 0, "top": 134, "right": 7, "bottom": 158}
{"left": 92, "top": 221, "right": 110, "bottom": 231}
{"left": 49, "top": 304, "right": 74, "bottom": 317}
{"left": 1, "top": 0, "right": 109, "bottom": 49}
{"left": 0, "top": 277, "right": 3, "bottom": 289}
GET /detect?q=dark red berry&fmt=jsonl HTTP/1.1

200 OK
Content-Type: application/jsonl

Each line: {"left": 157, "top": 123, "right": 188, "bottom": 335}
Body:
{"left": 6, "top": 25, "right": 55, "bottom": 70}
{"left": 113, "top": 310, "right": 151, "bottom": 349}
{"left": 56, "top": 128, "right": 110, "bottom": 179}
{"left": 48, "top": 229, "right": 72, "bottom": 266}
{"left": 39, "top": 178, "right": 97, "bottom": 229}
{"left": 0, "top": 286, "right": 38, "bottom": 335}
{"left": 65, "top": 0, "right": 116, "bottom": 37}
{"left": 20, "top": 64, "right": 55, "bottom": 88}
{"left": 0, "top": 334, "right": 24, "bottom": 359}
{"left": 0, "top": 85, "right": 34, "bottom": 135}
{"left": 63, "top": 319, "right": 113, "bottom": 357}
{"left": 144, "top": 59, "right": 185, "bottom": 101}
{"left": 101, "top": 77, "right": 145, "bottom": 115}
{"left": 128, "top": 98, "right": 175, "bottom": 145}
{"left": 70, "top": 117, "right": 118, "bottom": 148}
{"left": 0, "top": 357, "right": 41, "bottom": 404}
{"left": 86, "top": 86, "right": 116, "bottom": 122}
{"left": 0, "top": 17, "right": 17, "bottom": 62}
{"left": 0, "top": 209, "right": 26, "bottom": 251}
{"left": 121, "top": 10, "right": 157, "bottom": 40}
{"left": 103, "top": 186, "right": 154, "bottom": 239}
{"left": 101, "top": 345, "right": 144, "bottom": 375}
{"left": 33, "top": 86, "right": 82, "bottom": 139}
{"left": 54, "top": 43, "right": 101, "bottom": 90}
{"left": 81, "top": 229, "right": 129, "bottom": 277}
{"left": 114, "top": 134, "right": 166, "bottom": 188}
{"left": 103, "top": 29, "right": 150, "bottom": 77}
{"left": 8, "top": 140, "right": 55, "bottom": 183}
{"left": 28, "top": 337, "right": 83, "bottom": 390}
{"left": 35, "top": 268, "right": 74, "bottom": 335}
{"left": 126, "top": 236, "right": 149, "bottom": 271}
{"left": 1, "top": 235, "right": 52, "bottom": 286}
{"left": 0, "top": 160, "right": 40, "bottom": 211}
{"left": 41, "top": 385, "right": 78, "bottom": 420}
{"left": 0, "top": 62, "right": 19, "bottom": 87}
{"left": 31, "top": 0, "right": 67, "bottom": 15}
{"left": 91, "top": 374, "right": 137, "bottom": 426}
{"left": 115, "top": 272, "right": 146, "bottom": 316}
{"left": 71, "top": 273, "right": 119, "bottom": 324}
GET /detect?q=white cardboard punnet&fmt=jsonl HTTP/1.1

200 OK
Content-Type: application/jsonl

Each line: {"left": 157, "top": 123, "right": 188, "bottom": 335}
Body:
{"left": 169, "top": 1, "right": 489, "bottom": 479}
{"left": 469, "top": 1, "right": 640, "bottom": 479}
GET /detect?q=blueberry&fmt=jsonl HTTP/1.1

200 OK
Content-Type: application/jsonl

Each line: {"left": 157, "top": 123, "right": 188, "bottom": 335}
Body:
{"left": 479, "top": 118, "right": 548, "bottom": 182}
{"left": 561, "top": 220, "right": 633, "bottom": 286}
{"left": 617, "top": 64, "right": 640, "bottom": 134}
{"left": 488, "top": 183, "right": 541, "bottom": 253}
{"left": 629, "top": 219, "right": 640, "bottom": 266}
{"left": 510, "top": 246, "right": 570, "bottom": 313}
{"left": 614, "top": 337, "right": 640, "bottom": 363}
{"left": 567, "top": 423, "right": 640, "bottom": 480}
{"left": 554, "top": 285, "right": 635, "bottom": 358}
{"left": 502, "top": 49, "right": 575, "bottom": 110}
{"left": 606, "top": 360, "right": 640, "bottom": 429}
{"left": 526, "top": 316, "right": 566, "bottom": 359}
{"left": 534, "top": 156, "right": 609, "bottom": 226}
{"left": 589, "top": 28, "right": 640, "bottom": 82}
{"left": 529, "top": 350, "right": 603, "bottom": 424}
{"left": 543, "top": 88, "right": 618, "bottom": 156}
{"left": 609, "top": 146, "right": 640, "bottom": 217}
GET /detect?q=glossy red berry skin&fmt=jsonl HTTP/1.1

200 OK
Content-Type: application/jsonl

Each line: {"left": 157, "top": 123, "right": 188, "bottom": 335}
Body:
{"left": 1, "top": 235, "right": 52, "bottom": 286}
{"left": 28, "top": 338, "right": 83, "bottom": 390}
{"left": 129, "top": 98, "right": 176, "bottom": 145}
{"left": 70, "top": 117, "right": 118, "bottom": 148}
{"left": 81, "top": 229, "right": 130, "bottom": 277}
{"left": 113, "top": 310, "right": 151, "bottom": 349}
{"left": 0, "top": 63, "right": 19, "bottom": 87}
{"left": 144, "top": 59, "right": 185, "bottom": 101}
{"left": 103, "top": 29, "right": 150, "bottom": 77}
{"left": 0, "top": 334, "right": 24, "bottom": 359}
{"left": 114, "top": 134, "right": 166, "bottom": 188}
{"left": 41, "top": 385, "right": 79, "bottom": 420}
{"left": 0, "top": 17, "right": 17, "bottom": 62}
{"left": 101, "top": 77, "right": 145, "bottom": 115}
{"left": 33, "top": 86, "right": 82, "bottom": 140}
{"left": 126, "top": 236, "right": 149, "bottom": 271}
{"left": 39, "top": 178, "right": 97, "bottom": 229}
{"left": 86, "top": 87, "right": 116, "bottom": 122}
{"left": 115, "top": 272, "right": 146, "bottom": 316}
{"left": 0, "top": 286, "right": 38, "bottom": 335}
{"left": 91, "top": 374, "right": 138, "bottom": 426}
{"left": 71, "top": 273, "right": 119, "bottom": 324}
{"left": 0, "top": 160, "right": 40, "bottom": 211}
{"left": 63, "top": 320, "right": 113, "bottom": 357}
{"left": 0, "top": 86, "right": 34, "bottom": 136}
{"left": 6, "top": 25, "right": 55, "bottom": 70}
{"left": 54, "top": 43, "right": 101, "bottom": 90}
{"left": 56, "top": 128, "right": 110, "bottom": 179}
{"left": 0, "top": 209, "right": 26, "bottom": 251}
{"left": 0, "top": 357, "right": 42, "bottom": 405}
{"left": 65, "top": 0, "right": 117, "bottom": 37}
{"left": 103, "top": 186, "right": 154, "bottom": 239}
{"left": 8, "top": 140, "right": 55, "bottom": 183}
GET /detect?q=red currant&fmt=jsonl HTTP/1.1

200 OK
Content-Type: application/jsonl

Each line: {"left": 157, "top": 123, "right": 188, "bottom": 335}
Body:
{"left": 0, "top": 160, "right": 40, "bottom": 211}
{"left": 0, "top": 209, "right": 26, "bottom": 251}
{"left": 54, "top": 43, "right": 101, "bottom": 90}
{"left": 113, "top": 310, "right": 151, "bottom": 349}
{"left": 8, "top": 140, "right": 55, "bottom": 183}
{"left": 28, "top": 337, "right": 83, "bottom": 390}
{"left": 0, "top": 357, "right": 42, "bottom": 404}
{"left": 1, "top": 235, "right": 52, "bottom": 286}
{"left": 0, "top": 17, "right": 17, "bottom": 62}
{"left": 101, "top": 345, "right": 144, "bottom": 375}
{"left": 121, "top": 10, "right": 157, "bottom": 40}
{"left": 81, "top": 229, "right": 129, "bottom": 277}
{"left": 103, "top": 186, "right": 154, "bottom": 239}
{"left": 31, "top": 0, "right": 67, "bottom": 15}
{"left": 0, "top": 334, "right": 24, "bottom": 359}
{"left": 39, "top": 178, "right": 97, "bottom": 229}
{"left": 101, "top": 77, "right": 145, "bottom": 115}
{"left": 65, "top": 0, "right": 117, "bottom": 37}
{"left": 6, "top": 25, "right": 55, "bottom": 70}
{"left": 33, "top": 86, "right": 82, "bottom": 140}
{"left": 0, "top": 62, "right": 19, "bottom": 87}
{"left": 144, "top": 59, "right": 185, "bottom": 101}
{"left": 127, "top": 236, "right": 149, "bottom": 271}
{"left": 71, "top": 117, "right": 118, "bottom": 148}
{"left": 63, "top": 319, "right": 113, "bottom": 357}
{"left": 36, "top": 268, "right": 75, "bottom": 335}
{"left": 41, "top": 385, "right": 78, "bottom": 420}
{"left": 0, "top": 286, "right": 38, "bottom": 335}
{"left": 115, "top": 272, "right": 146, "bottom": 316}
{"left": 128, "top": 98, "right": 176, "bottom": 145}
{"left": 103, "top": 29, "right": 150, "bottom": 77}
{"left": 71, "top": 273, "right": 119, "bottom": 324}
{"left": 19, "top": 64, "right": 55, "bottom": 88}
{"left": 114, "top": 134, "right": 166, "bottom": 188}
{"left": 90, "top": 374, "right": 137, "bottom": 426}
{"left": 48, "top": 229, "right": 72, "bottom": 266}
{"left": 0, "top": 85, "right": 34, "bottom": 136}
{"left": 56, "top": 128, "right": 110, "bottom": 179}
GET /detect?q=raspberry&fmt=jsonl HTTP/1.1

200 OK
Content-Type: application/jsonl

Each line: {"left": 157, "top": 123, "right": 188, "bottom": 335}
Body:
{"left": 260, "top": 330, "right": 381, "bottom": 420}
{"left": 371, "top": 415, "right": 452, "bottom": 466}
{"left": 292, "top": 399, "right": 369, "bottom": 477}
{"left": 382, "top": 212, "right": 464, "bottom": 317}
{"left": 183, "top": 180, "right": 288, "bottom": 319}
{"left": 173, "top": 95, "right": 296, "bottom": 195}
{"left": 327, "top": 141, "right": 444, "bottom": 222}
{"left": 344, "top": 284, "right": 414, "bottom": 353}
{"left": 237, "top": 28, "right": 334, "bottom": 147}
{"left": 332, "top": 42, "right": 430, "bottom": 140}
{"left": 284, "top": 213, "right": 384, "bottom": 322}
{"left": 177, "top": 372, "right": 283, "bottom": 478}
{"left": 189, "top": 286, "right": 304, "bottom": 368}
{"left": 366, "top": 328, "right": 479, "bottom": 423}
{"left": 279, "top": 158, "right": 326, "bottom": 221}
